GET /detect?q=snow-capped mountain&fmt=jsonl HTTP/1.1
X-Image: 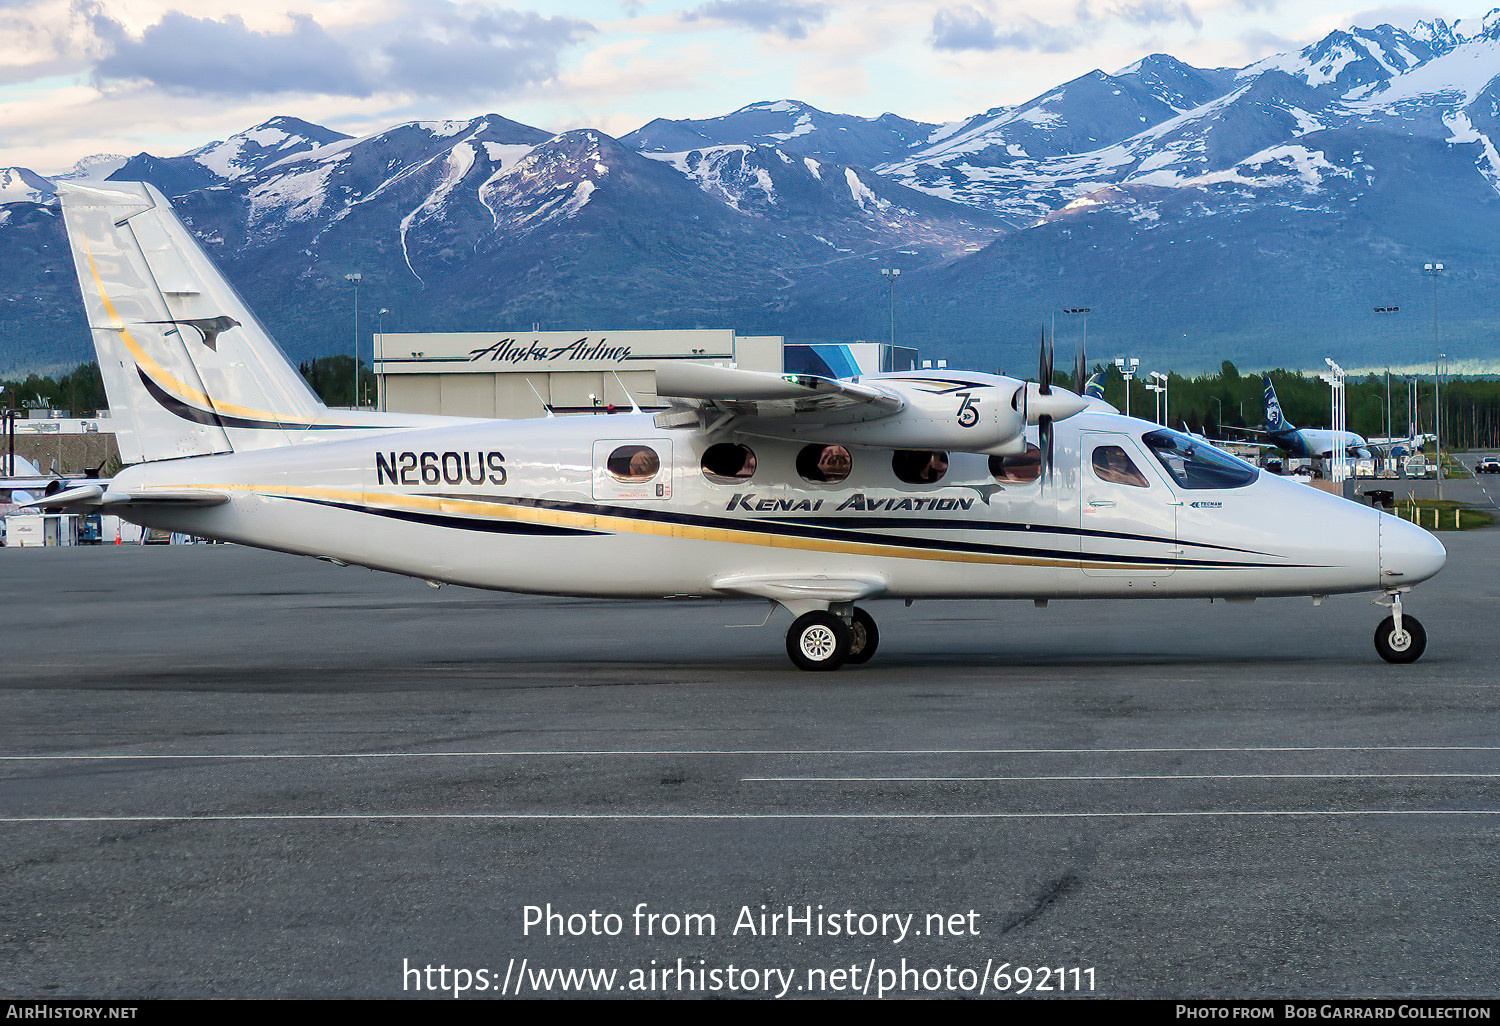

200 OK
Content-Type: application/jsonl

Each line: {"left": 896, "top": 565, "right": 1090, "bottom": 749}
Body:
{"left": 107, "top": 116, "right": 351, "bottom": 197}
{"left": 50, "top": 154, "right": 128, "bottom": 181}
{"left": 6, "top": 12, "right": 1500, "bottom": 376}
{"left": 0, "top": 167, "right": 55, "bottom": 205}
{"left": 623, "top": 99, "right": 940, "bottom": 169}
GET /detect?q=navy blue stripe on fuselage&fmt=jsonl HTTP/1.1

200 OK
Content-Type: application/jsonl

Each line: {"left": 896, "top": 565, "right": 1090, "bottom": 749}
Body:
{"left": 283, "top": 496, "right": 602, "bottom": 536}
{"left": 406, "top": 491, "right": 1313, "bottom": 569}
{"left": 762, "top": 514, "right": 1278, "bottom": 559}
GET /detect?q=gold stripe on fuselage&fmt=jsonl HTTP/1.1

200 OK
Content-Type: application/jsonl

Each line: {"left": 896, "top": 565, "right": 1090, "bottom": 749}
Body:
{"left": 153, "top": 482, "right": 1209, "bottom": 572}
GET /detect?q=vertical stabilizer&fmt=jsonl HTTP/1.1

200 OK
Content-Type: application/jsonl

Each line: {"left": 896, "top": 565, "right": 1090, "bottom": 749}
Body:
{"left": 58, "top": 181, "right": 326, "bottom": 463}
{"left": 1263, "top": 376, "right": 1291, "bottom": 433}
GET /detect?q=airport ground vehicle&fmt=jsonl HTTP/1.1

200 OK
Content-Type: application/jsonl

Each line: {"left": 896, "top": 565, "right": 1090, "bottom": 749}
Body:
{"left": 32, "top": 182, "right": 1447, "bottom": 667}
{"left": 1476, "top": 456, "right": 1500, "bottom": 474}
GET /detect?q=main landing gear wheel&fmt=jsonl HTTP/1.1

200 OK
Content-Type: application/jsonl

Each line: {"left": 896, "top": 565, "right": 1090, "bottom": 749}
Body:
{"left": 1374, "top": 614, "right": 1426, "bottom": 664}
{"left": 786, "top": 611, "right": 852, "bottom": 671}
{"left": 844, "top": 607, "right": 880, "bottom": 665}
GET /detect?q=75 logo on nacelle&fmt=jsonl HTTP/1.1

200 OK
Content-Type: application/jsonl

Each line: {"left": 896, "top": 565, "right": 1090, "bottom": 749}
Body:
{"left": 955, "top": 392, "right": 980, "bottom": 428}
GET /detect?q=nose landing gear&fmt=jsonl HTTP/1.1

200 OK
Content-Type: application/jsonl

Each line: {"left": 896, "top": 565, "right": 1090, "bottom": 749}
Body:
{"left": 1374, "top": 589, "right": 1427, "bottom": 663}
{"left": 784, "top": 605, "right": 880, "bottom": 671}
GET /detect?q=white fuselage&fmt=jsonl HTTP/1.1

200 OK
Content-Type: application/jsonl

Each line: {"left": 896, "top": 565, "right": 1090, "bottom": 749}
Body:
{"left": 102, "top": 409, "right": 1445, "bottom": 602}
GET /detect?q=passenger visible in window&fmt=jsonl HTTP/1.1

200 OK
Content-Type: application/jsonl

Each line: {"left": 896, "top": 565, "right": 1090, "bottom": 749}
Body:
{"left": 816, "top": 446, "right": 851, "bottom": 481}
{"left": 989, "top": 444, "right": 1042, "bottom": 484}
{"left": 797, "top": 444, "right": 853, "bottom": 483}
{"left": 702, "top": 443, "right": 757, "bottom": 483}
{"left": 608, "top": 444, "right": 660, "bottom": 482}
{"left": 630, "top": 450, "right": 658, "bottom": 478}
{"left": 1093, "top": 445, "right": 1149, "bottom": 487}
{"left": 893, "top": 450, "right": 949, "bottom": 485}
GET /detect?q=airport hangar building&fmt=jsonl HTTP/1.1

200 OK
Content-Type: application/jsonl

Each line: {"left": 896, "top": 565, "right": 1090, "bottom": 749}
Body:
{"left": 373, "top": 330, "right": 919, "bottom": 418}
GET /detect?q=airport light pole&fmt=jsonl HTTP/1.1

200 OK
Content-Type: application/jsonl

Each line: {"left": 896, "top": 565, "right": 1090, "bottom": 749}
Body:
{"left": 1145, "top": 373, "right": 1163, "bottom": 424}
{"left": 1437, "top": 352, "right": 1447, "bottom": 498}
{"left": 1211, "top": 396, "right": 1222, "bottom": 432}
{"left": 1148, "top": 371, "right": 1168, "bottom": 425}
{"left": 1423, "top": 263, "right": 1444, "bottom": 498}
{"left": 880, "top": 268, "right": 900, "bottom": 346}
{"left": 1114, "top": 357, "right": 1138, "bottom": 419}
{"left": 1324, "top": 358, "right": 1348, "bottom": 483}
{"left": 375, "top": 308, "right": 389, "bottom": 410}
{"left": 345, "top": 273, "right": 362, "bottom": 409}
{"left": 1374, "top": 306, "right": 1398, "bottom": 445}
{"left": 1063, "top": 307, "right": 1090, "bottom": 362}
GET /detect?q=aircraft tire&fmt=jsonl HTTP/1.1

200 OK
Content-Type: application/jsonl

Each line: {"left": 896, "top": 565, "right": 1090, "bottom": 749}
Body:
{"left": 1374, "top": 614, "right": 1426, "bottom": 664}
{"left": 787, "top": 611, "right": 851, "bottom": 671}
{"left": 844, "top": 607, "right": 880, "bottom": 665}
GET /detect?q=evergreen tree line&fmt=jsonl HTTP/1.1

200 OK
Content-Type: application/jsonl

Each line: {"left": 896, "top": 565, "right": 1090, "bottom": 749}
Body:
{"left": 7, "top": 359, "right": 1500, "bottom": 450}
{"left": 1078, "top": 361, "right": 1500, "bottom": 450}
{"left": 0, "top": 359, "right": 376, "bottom": 414}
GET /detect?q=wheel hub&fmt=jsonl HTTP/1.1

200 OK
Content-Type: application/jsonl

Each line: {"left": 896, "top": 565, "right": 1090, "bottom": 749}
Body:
{"left": 801, "top": 625, "right": 837, "bottom": 660}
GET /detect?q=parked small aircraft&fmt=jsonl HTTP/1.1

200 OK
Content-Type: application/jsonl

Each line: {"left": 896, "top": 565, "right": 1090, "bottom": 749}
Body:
{"left": 32, "top": 182, "right": 1446, "bottom": 667}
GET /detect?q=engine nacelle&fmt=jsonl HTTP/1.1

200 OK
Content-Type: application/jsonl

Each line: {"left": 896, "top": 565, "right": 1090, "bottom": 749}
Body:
{"left": 769, "top": 378, "right": 1045, "bottom": 454}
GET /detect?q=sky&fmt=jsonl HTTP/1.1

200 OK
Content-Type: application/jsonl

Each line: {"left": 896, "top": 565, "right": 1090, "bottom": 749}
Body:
{"left": 0, "top": 0, "right": 1491, "bottom": 172}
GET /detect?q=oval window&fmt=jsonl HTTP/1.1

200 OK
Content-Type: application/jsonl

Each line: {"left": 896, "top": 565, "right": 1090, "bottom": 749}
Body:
{"left": 892, "top": 449, "right": 949, "bottom": 485}
{"left": 606, "top": 444, "right": 660, "bottom": 482}
{"left": 796, "top": 444, "right": 852, "bottom": 484}
{"left": 701, "top": 442, "right": 758, "bottom": 483}
{"left": 989, "top": 444, "right": 1042, "bottom": 484}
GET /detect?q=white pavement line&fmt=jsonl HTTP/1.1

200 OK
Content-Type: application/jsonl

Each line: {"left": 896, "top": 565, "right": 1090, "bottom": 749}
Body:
{"left": 7, "top": 746, "right": 1500, "bottom": 761}
{"left": 743, "top": 773, "right": 1500, "bottom": 782}
{"left": 4, "top": 810, "right": 1500, "bottom": 823}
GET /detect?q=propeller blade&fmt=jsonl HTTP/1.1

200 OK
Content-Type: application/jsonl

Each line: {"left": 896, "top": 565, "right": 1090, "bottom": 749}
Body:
{"left": 1039, "top": 414, "right": 1055, "bottom": 483}
{"left": 1073, "top": 340, "right": 1087, "bottom": 395}
{"left": 1038, "top": 328, "right": 1053, "bottom": 395}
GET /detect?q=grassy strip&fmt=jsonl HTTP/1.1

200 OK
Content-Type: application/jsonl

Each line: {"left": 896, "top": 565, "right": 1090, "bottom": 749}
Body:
{"left": 1390, "top": 498, "right": 1494, "bottom": 531}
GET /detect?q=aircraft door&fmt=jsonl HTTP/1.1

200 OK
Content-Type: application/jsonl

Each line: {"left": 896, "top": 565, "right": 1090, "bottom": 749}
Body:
{"left": 1080, "top": 431, "right": 1176, "bottom": 577}
{"left": 593, "top": 439, "right": 673, "bottom": 501}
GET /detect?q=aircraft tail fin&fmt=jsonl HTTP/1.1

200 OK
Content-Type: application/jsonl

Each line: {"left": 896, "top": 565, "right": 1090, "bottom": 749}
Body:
{"left": 58, "top": 181, "right": 327, "bottom": 464}
{"left": 1262, "top": 376, "right": 1291, "bottom": 433}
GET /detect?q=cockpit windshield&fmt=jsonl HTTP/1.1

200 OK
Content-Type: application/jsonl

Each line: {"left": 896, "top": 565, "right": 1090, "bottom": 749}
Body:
{"left": 1141, "top": 429, "right": 1259, "bottom": 490}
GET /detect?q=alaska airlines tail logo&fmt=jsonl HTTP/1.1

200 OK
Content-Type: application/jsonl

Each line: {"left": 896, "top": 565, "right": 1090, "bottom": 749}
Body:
{"left": 1264, "top": 379, "right": 1286, "bottom": 431}
{"left": 143, "top": 315, "right": 241, "bottom": 351}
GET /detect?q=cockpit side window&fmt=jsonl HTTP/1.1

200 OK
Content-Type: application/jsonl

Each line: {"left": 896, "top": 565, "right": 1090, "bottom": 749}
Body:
{"left": 1091, "top": 445, "right": 1149, "bottom": 488}
{"left": 1141, "top": 429, "right": 1259, "bottom": 490}
{"left": 607, "top": 444, "right": 660, "bottom": 482}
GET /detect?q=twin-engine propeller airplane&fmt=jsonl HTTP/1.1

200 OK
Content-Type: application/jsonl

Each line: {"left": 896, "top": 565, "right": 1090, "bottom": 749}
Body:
{"left": 34, "top": 182, "right": 1447, "bottom": 669}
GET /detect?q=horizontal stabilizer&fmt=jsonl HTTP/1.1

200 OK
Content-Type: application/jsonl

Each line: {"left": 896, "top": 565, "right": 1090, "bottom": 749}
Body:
{"left": 105, "top": 489, "right": 230, "bottom": 507}
{"left": 21, "top": 484, "right": 104, "bottom": 509}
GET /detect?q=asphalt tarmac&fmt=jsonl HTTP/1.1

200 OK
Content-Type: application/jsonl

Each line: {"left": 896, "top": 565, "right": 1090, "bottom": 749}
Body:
{"left": 2, "top": 533, "right": 1499, "bottom": 999}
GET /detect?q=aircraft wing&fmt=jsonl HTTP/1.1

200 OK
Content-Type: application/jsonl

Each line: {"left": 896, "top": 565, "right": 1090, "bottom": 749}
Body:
{"left": 654, "top": 364, "right": 904, "bottom": 423}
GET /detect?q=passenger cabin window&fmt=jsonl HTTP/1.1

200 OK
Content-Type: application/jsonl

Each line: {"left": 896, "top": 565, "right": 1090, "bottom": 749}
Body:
{"left": 702, "top": 442, "right": 758, "bottom": 483}
{"left": 892, "top": 450, "right": 949, "bottom": 484}
{"left": 797, "top": 444, "right": 852, "bottom": 484}
{"left": 607, "top": 444, "right": 660, "bottom": 482}
{"left": 1142, "top": 429, "right": 1259, "bottom": 489}
{"left": 989, "top": 444, "right": 1042, "bottom": 484}
{"left": 1091, "top": 445, "right": 1149, "bottom": 488}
